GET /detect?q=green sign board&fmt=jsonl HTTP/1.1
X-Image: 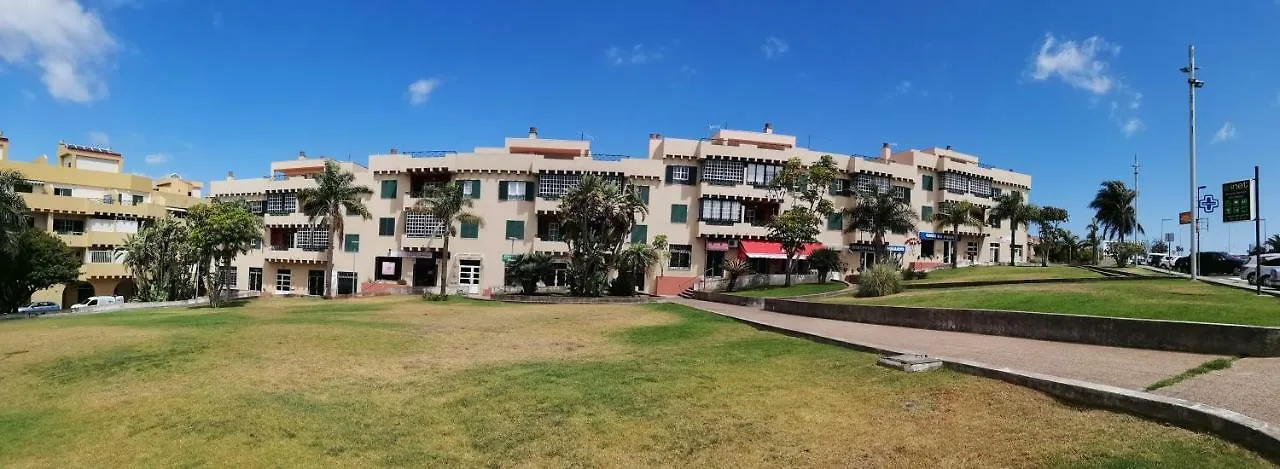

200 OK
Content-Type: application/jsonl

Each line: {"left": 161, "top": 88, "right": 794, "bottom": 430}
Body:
{"left": 502, "top": 254, "right": 516, "bottom": 264}
{"left": 1222, "top": 179, "right": 1254, "bottom": 223}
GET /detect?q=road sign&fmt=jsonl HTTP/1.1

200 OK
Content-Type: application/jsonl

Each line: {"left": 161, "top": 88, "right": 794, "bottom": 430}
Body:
{"left": 1179, "top": 211, "right": 1193, "bottom": 224}
{"left": 1198, "top": 194, "right": 1219, "bottom": 213}
{"left": 1164, "top": 233, "right": 1175, "bottom": 243}
{"left": 1222, "top": 179, "right": 1255, "bottom": 223}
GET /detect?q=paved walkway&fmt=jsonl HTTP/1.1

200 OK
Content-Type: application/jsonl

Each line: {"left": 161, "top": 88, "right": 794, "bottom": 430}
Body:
{"left": 672, "top": 297, "right": 1280, "bottom": 425}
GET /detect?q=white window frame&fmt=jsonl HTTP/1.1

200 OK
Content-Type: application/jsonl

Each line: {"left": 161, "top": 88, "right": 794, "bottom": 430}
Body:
{"left": 506, "top": 181, "right": 527, "bottom": 199}
{"left": 405, "top": 212, "right": 447, "bottom": 238}
{"left": 702, "top": 159, "right": 743, "bottom": 185}
{"left": 743, "top": 163, "right": 780, "bottom": 187}
{"left": 88, "top": 250, "right": 115, "bottom": 263}
{"left": 699, "top": 198, "right": 741, "bottom": 223}
{"left": 537, "top": 173, "right": 582, "bottom": 199}
{"left": 276, "top": 269, "right": 292, "bottom": 292}
{"left": 671, "top": 166, "right": 691, "bottom": 183}
{"left": 248, "top": 267, "right": 263, "bottom": 291}
{"left": 222, "top": 266, "right": 238, "bottom": 288}
{"left": 668, "top": 244, "right": 692, "bottom": 269}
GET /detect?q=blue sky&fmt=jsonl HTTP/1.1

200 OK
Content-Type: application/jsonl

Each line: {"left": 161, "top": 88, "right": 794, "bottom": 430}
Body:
{"left": 2, "top": 0, "right": 1279, "bottom": 252}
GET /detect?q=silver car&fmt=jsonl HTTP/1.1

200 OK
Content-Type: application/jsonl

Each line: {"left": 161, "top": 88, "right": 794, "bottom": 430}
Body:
{"left": 17, "top": 301, "right": 61, "bottom": 316}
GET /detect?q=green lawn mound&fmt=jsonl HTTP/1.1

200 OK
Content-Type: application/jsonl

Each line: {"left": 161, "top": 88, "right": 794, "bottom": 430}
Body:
{"left": 830, "top": 279, "right": 1280, "bottom": 327}
{"left": 0, "top": 296, "right": 1266, "bottom": 467}
{"left": 910, "top": 265, "right": 1103, "bottom": 284}
{"left": 729, "top": 282, "right": 846, "bottom": 298}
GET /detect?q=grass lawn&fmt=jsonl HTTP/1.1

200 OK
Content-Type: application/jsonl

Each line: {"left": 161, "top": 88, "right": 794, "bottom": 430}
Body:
{"left": 0, "top": 296, "right": 1267, "bottom": 467}
{"left": 730, "top": 282, "right": 846, "bottom": 298}
{"left": 912, "top": 265, "right": 1102, "bottom": 283}
{"left": 828, "top": 279, "right": 1280, "bottom": 327}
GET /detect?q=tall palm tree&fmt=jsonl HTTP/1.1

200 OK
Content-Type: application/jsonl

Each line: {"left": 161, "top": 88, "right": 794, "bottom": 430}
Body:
{"left": 930, "top": 201, "right": 984, "bottom": 268}
{"left": 1085, "top": 219, "right": 1101, "bottom": 265}
{"left": 1265, "top": 234, "right": 1280, "bottom": 254}
{"left": 1057, "top": 230, "right": 1082, "bottom": 264}
{"left": 844, "top": 191, "right": 918, "bottom": 260}
{"left": 1088, "top": 180, "right": 1143, "bottom": 244}
{"left": 0, "top": 169, "right": 30, "bottom": 254}
{"left": 297, "top": 160, "right": 372, "bottom": 298}
{"left": 989, "top": 192, "right": 1038, "bottom": 266}
{"left": 413, "top": 181, "right": 483, "bottom": 298}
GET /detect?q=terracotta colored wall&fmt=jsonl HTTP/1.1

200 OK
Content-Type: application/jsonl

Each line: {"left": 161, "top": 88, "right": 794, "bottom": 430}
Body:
{"left": 654, "top": 275, "right": 699, "bottom": 296}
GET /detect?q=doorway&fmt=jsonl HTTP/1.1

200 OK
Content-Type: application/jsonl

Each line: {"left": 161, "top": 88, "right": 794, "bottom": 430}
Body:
{"left": 413, "top": 258, "right": 437, "bottom": 287}
{"left": 307, "top": 270, "right": 325, "bottom": 296}
{"left": 458, "top": 260, "right": 481, "bottom": 294}
{"left": 706, "top": 251, "right": 725, "bottom": 276}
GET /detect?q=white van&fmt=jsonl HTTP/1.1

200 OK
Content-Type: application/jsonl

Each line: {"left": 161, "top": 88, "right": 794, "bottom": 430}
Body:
{"left": 70, "top": 296, "right": 125, "bottom": 310}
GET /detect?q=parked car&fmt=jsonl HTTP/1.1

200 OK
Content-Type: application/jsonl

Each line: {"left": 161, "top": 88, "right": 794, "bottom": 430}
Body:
{"left": 16, "top": 301, "right": 60, "bottom": 316}
{"left": 1260, "top": 266, "right": 1280, "bottom": 287}
{"left": 70, "top": 296, "right": 125, "bottom": 310}
{"left": 1173, "top": 251, "right": 1245, "bottom": 276}
{"left": 1159, "top": 255, "right": 1181, "bottom": 270}
{"left": 1146, "top": 253, "right": 1176, "bottom": 269}
{"left": 1237, "top": 254, "right": 1280, "bottom": 283}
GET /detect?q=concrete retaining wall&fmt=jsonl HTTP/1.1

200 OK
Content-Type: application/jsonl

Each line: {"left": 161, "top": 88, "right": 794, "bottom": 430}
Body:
{"left": 493, "top": 295, "right": 657, "bottom": 304}
{"left": 687, "top": 291, "right": 764, "bottom": 307}
{"left": 763, "top": 299, "right": 1280, "bottom": 357}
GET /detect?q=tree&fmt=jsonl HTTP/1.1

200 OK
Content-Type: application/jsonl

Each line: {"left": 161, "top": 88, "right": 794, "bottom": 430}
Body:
{"left": 1111, "top": 241, "right": 1145, "bottom": 268}
{"left": 559, "top": 175, "right": 648, "bottom": 297}
{"left": 1151, "top": 240, "right": 1170, "bottom": 254}
{"left": 1089, "top": 180, "right": 1143, "bottom": 244}
{"left": 612, "top": 242, "right": 660, "bottom": 296}
{"left": 505, "top": 252, "right": 553, "bottom": 295}
{"left": 0, "top": 169, "right": 29, "bottom": 254}
{"left": 188, "top": 200, "right": 263, "bottom": 307}
{"left": 768, "top": 155, "right": 840, "bottom": 286}
{"left": 1085, "top": 219, "right": 1101, "bottom": 266}
{"left": 413, "top": 182, "right": 483, "bottom": 299}
{"left": 722, "top": 258, "right": 752, "bottom": 292}
{"left": 651, "top": 234, "right": 670, "bottom": 280}
{"left": 989, "top": 192, "right": 1038, "bottom": 266}
{"left": 0, "top": 229, "right": 81, "bottom": 314}
{"left": 1057, "top": 229, "right": 1082, "bottom": 264}
{"left": 808, "top": 247, "right": 845, "bottom": 284}
{"left": 930, "top": 201, "right": 984, "bottom": 268}
{"left": 297, "top": 161, "right": 372, "bottom": 299}
{"left": 118, "top": 217, "right": 198, "bottom": 302}
{"left": 1032, "top": 206, "right": 1069, "bottom": 267}
{"left": 844, "top": 191, "right": 918, "bottom": 260}
{"left": 1266, "top": 234, "right": 1280, "bottom": 254}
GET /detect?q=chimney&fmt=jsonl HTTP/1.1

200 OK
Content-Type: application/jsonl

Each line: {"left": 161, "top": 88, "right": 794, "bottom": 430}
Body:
{"left": 389, "top": 148, "right": 398, "bottom": 155}
{"left": 945, "top": 145, "right": 952, "bottom": 151}
{"left": 763, "top": 122, "right": 773, "bottom": 134}
{"left": 649, "top": 133, "right": 662, "bottom": 140}
{"left": 528, "top": 126, "right": 538, "bottom": 139}
{"left": 226, "top": 171, "right": 235, "bottom": 180}
{"left": 297, "top": 151, "right": 306, "bottom": 160}
{"left": 880, "top": 142, "right": 891, "bottom": 160}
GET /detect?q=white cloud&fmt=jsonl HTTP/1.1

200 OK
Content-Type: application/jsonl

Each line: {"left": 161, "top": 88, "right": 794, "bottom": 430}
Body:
{"left": 87, "top": 131, "right": 109, "bottom": 147}
{"left": 1129, "top": 92, "right": 1142, "bottom": 110}
{"left": 761, "top": 36, "right": 789, "bottom": 59}
{"left": 406, "top": 78, "right": 439, "bottom": 105}
{"left": 1120, "top": 118, "right": 1143, "bottom": 137}
{"left": 1028, "top": 33, "right": 1119, "bottom": 95}
{"left": 1213, "top": 121, "right": 1237, "bottom": 143}
{"left": 605, "top": 44, "right": 662, "bottom": 66}
{"left": 895, "top": 80, "right": 912, "bottom": 94}
{"left": 143, "top": 153, "right": 169, "bottom": 165}
{"left": 0, "top": 0, "right": 118, "bottom": 103}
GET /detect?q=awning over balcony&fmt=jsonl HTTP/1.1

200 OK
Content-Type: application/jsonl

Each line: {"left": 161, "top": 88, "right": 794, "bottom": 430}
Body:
{"left": 737, "top": 240, "right": 824, "bottom": 260}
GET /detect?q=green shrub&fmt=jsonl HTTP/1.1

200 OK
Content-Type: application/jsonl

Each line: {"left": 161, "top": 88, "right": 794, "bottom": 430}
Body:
{"left": 900, "top": 268, "right": 918, "bottom": 281}
{"left": 857, "top": 262, "right": 903, "bottom": 297}
{"left": 423, "top": 293, "right": 450, "bottom": 302}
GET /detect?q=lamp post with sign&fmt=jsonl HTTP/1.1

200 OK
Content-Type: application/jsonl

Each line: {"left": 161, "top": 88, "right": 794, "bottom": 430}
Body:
{"left": 1222, "top": 168, "right": 1261, "bottom": 294}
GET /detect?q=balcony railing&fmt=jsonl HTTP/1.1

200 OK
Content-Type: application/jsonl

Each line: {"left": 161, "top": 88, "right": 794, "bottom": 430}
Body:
{"left": 404, "top": 150, "right": 458, "bottom": 158}
{"left": 590, "top": 153, "right": 633, "bottom": 161}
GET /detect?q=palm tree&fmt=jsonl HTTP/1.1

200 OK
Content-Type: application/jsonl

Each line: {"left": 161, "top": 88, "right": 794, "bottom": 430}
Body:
{"left": 506, "top": 252, "right": 553, "bottom": 295}
{"left": 989, "top": 192, "right": 1038, "bottom": 266}
{"left": 1057, "top": 230, "right": 1082, "bottom": 264}
{"left": 614, "top": 242, "right": 661, "bottom": 295}
{"left": 1085, "top": 219, "right": 1101, "bottom": 265}
{"left": 844, "top": 191, "right": 918, "bottom": 260}
{"left": 930, "top": 201, "right": 984, "bottom": 268}
{"left": 413, "top": 182, "right": 483, "bottom": 298}
{"left": 721, "top": 258, "right": 752, "bottom": 292}
{"left": 297, "top": 160, "right": 372, "bottom": 298}
{"left": 1088, "top": 180, "right": 1143, "bottom": 244}
{"left": 0, "top": 169, "right": 30, "bottom": 254}
{"left": 1265, "top": 234, "right": 1280, "bottom": 254}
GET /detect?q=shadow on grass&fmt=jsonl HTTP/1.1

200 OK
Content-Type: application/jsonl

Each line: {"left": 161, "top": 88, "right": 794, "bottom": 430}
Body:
{"left": 32, "top": 335, "right": 210, "bottom": 385}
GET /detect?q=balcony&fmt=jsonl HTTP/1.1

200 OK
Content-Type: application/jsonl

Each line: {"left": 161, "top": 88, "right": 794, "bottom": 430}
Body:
{"left": 941, "top": 190, "right": 994, "bottom": 208}
{"left": 22, "top": 193, "right": 167, "bottom": 218}
{"left": 263, "top": 247, "right": 327, "bottom": 264}
{"left": 57, "top": 231, "right": 130, "bottom": 248}
{"left": 533, "top": 238, "right": 569, "bottom": 254}
{"left": 400, "top": 235, "right": 444, "bottom": 251}
{"left": 697, "top": 221, "right": 770, "bottom": 239}
{"left": 82, "top": 262, "right": 129, "bottom": 279}
{"left": 263, "top": 212, "right": 316, "bottom": 227}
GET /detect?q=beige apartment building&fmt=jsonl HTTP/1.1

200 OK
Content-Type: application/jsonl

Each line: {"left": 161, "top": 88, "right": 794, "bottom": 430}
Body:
{"left": 0, "top": 132, "right": 204, "bottom": 307}
{"left": 210, "top": 125, "right": 1032, "bottom": 297}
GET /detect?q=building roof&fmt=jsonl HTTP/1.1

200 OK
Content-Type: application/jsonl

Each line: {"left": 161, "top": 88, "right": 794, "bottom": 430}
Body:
{"left": 63, "top": 143, "right": 121, "bottom": 156}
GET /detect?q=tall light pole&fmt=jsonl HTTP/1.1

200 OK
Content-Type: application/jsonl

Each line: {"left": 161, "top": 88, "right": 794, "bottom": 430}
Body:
{"left": 1181, "top": 45, "right": 1205, "bottom": 280}
{"left": 1161, "top": 217, "right": 1173, "bottom": 252}
{"left": 1133, "top": 153, "right": 1141, "bottom": 245}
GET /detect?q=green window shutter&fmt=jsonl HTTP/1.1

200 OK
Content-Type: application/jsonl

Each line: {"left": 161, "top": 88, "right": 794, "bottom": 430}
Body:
{"left": 461, "top": 222, "right": 479, "bottom": 239}
{"left": 665, "top": 166, "right": 674, "bottom": 183}
{"left": 505, "top": 220, "right": 525, "bottom": 240}
{"left": 827, "top": 213, "right": 843, "bottom": 230}
{"left": 378, "top": 217, "right": 395, "bottom": 236}
{"left": 922, "top": 175, "right": 934, "bottom": 191}
{"left": 469, "top": 180, "right": 481, "bottom": 199}
{"left": 343, "top": 234, "right": 359, "bottom": 252}
{"left": 525, "top": 182, "right": 536, "bottom": 201}
{"left": 670, "top": 204, "right": 688, "bottom": 223}
{"left": 922, "top": 206, "right": 933, "bottom": 221}
{"left": 829, "top": 180, "right": 841, "bottom": 195}
{"left": 498, "top": 181, "right": 509, "bottom": 201}
{"left": 630, "top": 225, "right": 647, "bottom": 244}
{"left": 380, "top": 180, "right": 397, "bottom": 199}
{"left": 637, "top": 185, "right": 650, "bottom": 205}
{"left": 686, "top": 166, "right": 698, "bottom": 185}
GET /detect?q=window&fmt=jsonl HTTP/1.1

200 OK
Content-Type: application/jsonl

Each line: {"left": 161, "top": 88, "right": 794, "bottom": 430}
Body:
{"left": 969, "top": 177, "right": 992, "bottom": 197}
{"left": 294, "top": 229, "right": 330, "bottom": 251}
{"left": 630, "top": 225, "right": 647, "bottom": 244}
{"left": 634, "top": 185, "right": 649, "bottom": 205}
{"left": 500, "top": 181, "right": 531, "bottom": 201}
{"left": 855, "top": 174, "right": 890, "bottom": 194}
{"left": 743, "top": 206, "right": 757, "bottom": 225}
{"left": 53, "top": 218, "right": 85, "bottom": 235}
{"left": 921, "top": 206, "right": 933, "bottom": 221}
{"left": 267, "top": 193, "right": 297, "bottom": 214}
{"left": 380, "top": 180, "right": 398, "bottom": 199}
{"left": 101, "top": 194, "right": 114, "bottom": 204}
{"left": 276, "top": 269, "right": 292, "bottom": 292}
{"left": 253, "top": 239, "right": 261, "bottom": 249}
{"left": 702, "top": 159, "right": 743, "bottom": 185}
{"left": 460, "top": 180, "right": 480, "bottom": 199}
{"left": 892, "top": 186, "right": 910, "bottom": 203}
{"left": 670, "top": 204, "right": 688, "bottom": 223}
{"left": 505, "top": 220, "right": 525, "bottom": 240}
{"left": 89, "top": 250, "right": 114, "bottom": 263}
{"left": 541, "top": 220, "right": 562, "bottom": 241}
{"left": 221, "top": 266, "right": 238, "bottom": 288}
{"left": 343, "top": 234, "right": 359, "bottom": 252}
{"left": 132, "top": 195, "right": 144, "bottom": 205}
{"left": 669, "top": 244, "right": 692, "bottom": 269}
{"left": 378, "top": 217, "right": 396, "bottom": 236}
{"left": 14, "top": 182, "right": 33, "bottom": 193}
{"left": 829, "top": 179, "right": 851, "bottom": 196}
{"left": 922, "top": 174, "right": 934, "bottom": 191}
{"left": 537, "top": 173, "right": 581, "bottom": 199}
{"left": 666, "top": 165, "right": 696, "bottom": 184}
{"left": 827, "top": 213, "right": 843, "bottom": 230}
{"left": 460, "top": 221, "right": 479, "bottom": 239}
{"left": 921, "top": 240, "right": 936, "bottom": 258}
{"left": 248, "top": 268, "right": 264, "bottom": 291}
{"left": 989, "top": 243, "right": 1001, "bottom": 264}
{"left": 54, "top": 188, "right": 72, "bottom": 197}
{"left": 337, "top": 272, "right": 357, "bottom": 295}
{"left": 993, "top": 187, "right": 1004, "bottom": 198}
{"left": 699, "top": 198, "right": 741, "bottom": 223}
{"left": 744, "top": 163, "right": 780, "bottom": 187}
{"left": 250, "top": 200, "right": 266, "bottom": 215}
{"left": 989, "top": 214, "right": 1001, "bottom": 228}
{"left": 405, "top": 213, "right": 446, "bottom": 238}
{"left": 942, "top": 173, "right": 968, "bottom": 194}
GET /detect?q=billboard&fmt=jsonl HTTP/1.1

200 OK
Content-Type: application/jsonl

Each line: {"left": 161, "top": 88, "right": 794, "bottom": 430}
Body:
{"left": 1222, "top": 179, "right": 1254, "bottom": 223}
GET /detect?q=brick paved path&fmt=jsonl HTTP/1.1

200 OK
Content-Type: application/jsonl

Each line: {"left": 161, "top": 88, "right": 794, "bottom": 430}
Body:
{"left": 672, "top": 297, "right": 1280, "bottom": 425}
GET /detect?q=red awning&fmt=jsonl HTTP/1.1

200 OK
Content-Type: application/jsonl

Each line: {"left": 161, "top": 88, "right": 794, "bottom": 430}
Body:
{"left": 737, "top": 240, "right": 825, "bottom": 260}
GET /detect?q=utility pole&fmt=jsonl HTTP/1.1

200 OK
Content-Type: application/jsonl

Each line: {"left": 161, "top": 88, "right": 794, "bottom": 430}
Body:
{"left": 1133, "top": 153, "right": 1140, "bottom": 244}
{"left": 1181, "top": 45, "right": 1205, "bottom": 280}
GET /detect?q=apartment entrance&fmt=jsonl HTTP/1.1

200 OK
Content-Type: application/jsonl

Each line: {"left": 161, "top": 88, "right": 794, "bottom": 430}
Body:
{"left": 413, "top": 258, "right": 438, "bottom": 287}
{"left": 307, "top": 270, "right": 325, "bottom": 296}
{"left": 458, "top": 260, "right": 481, "bottom": 294}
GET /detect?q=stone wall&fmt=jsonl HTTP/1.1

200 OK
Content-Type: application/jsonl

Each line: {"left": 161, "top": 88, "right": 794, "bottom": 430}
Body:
{"left": 763, "top": 299, "right": 1280, "bottom": 356}
{"left": 492, "top": 295, "right": 657, "bottom": 304}
{"left": 686, "top": 291, "right": 764, "bottom": 307}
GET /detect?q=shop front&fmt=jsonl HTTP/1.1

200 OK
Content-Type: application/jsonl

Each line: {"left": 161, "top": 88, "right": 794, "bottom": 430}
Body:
{"left": 737, "top": 240, "right": 824, "bottom": 274}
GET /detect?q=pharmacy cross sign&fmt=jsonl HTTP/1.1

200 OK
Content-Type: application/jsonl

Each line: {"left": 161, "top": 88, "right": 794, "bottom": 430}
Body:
{"left": 1199, "top": 194, "right": 1219, "bottom": 214}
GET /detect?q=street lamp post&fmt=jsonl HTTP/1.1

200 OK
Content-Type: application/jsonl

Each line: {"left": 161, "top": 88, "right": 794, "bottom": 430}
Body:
{"left": 1196, "top": 185, "right": 1207, "bottom": 277}
{"left": 1161, "top": 218, "right": 1173, "bottom": 252}
{"left": 1181, "top": 45, "right": 1205, "bottom": 280}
